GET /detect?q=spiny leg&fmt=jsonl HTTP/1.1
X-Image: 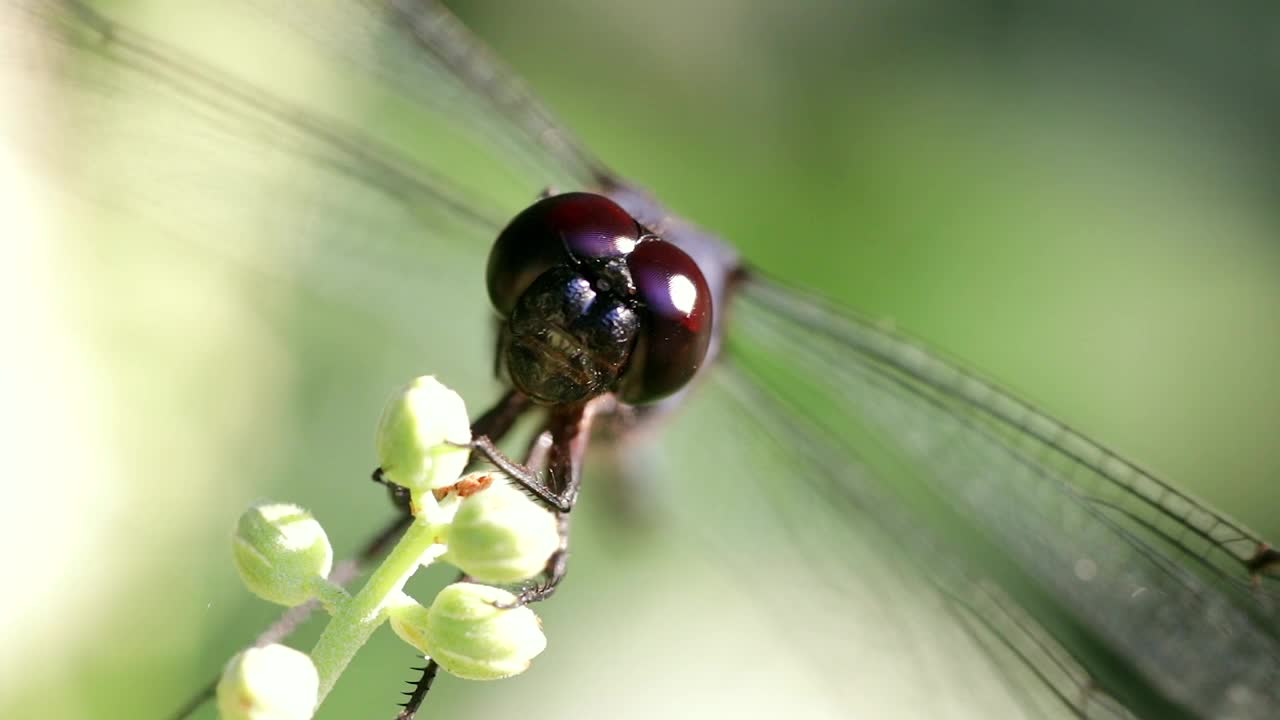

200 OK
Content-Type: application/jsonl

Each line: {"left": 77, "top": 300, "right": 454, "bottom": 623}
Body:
{"left": 468, "top": 434, "right": 570, "bottom": 511}
{"left": 468, "top": 401, "right": 593, "bottom": 514}
{"left": 497, "top": 404, "right": 596, "bottom": 606}
{"left": 498, "top": 511, "right": 572, "bottom": 608}
{"left": 474, "top": 428, "right": 568, "bottom": 607}
{"left": 396, "top": 660, "right": 439, "bottom": 720}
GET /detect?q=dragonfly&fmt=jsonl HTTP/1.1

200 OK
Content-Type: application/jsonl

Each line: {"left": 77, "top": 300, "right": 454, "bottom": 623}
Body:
{"left": 9, "top": 1, "right": 1280, "bottom": 718}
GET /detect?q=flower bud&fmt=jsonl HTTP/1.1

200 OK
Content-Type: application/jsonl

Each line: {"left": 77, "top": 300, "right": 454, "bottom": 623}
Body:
{"left": 386, "top": 596, "right": 432, "bottom": 655}
{"left": 233, "top": 502, "right": 333, "bottom": 607}
{"left": 425, "top": 583, "right": 547, "bottom": 680}
{"left": 442, "top": 477, "right": 559, "bottom": 584}
{"left": 217, "top": 644, "right": 318, "bottom": 720}
{"left": 375, "top": 376, "right": 471, "bottom": 492}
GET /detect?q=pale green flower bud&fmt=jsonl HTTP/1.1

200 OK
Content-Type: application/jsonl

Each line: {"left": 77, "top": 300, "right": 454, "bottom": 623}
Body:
{"left": 233, "top": 502, "right": 333, "bottom": 607}
{"left": 425, "top": 583, "right": 547, "bottom": 680}
{"left": 217, "top": 644, "right": 318, "bottom": 720}
{"left": 375, "top": 376, "right": 471, "bottom": 492}
{"left": 442, "top": 477, "right": 559, "bottom": 584}
{"left": 386, "top": 595, "right": 432, "bottom": 655}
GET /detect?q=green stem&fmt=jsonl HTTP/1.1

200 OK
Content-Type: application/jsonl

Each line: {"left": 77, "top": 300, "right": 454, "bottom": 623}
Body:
{"left": 311, "top": 579, "right": 351, "bottom": 616}
{"left": 309, "top": 518, "right": 446, "bottom": 705}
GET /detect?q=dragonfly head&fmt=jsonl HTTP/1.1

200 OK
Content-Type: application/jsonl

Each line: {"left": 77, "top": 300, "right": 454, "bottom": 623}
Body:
{"left": 486, "top": 193, "right": 713, "bottom": 407}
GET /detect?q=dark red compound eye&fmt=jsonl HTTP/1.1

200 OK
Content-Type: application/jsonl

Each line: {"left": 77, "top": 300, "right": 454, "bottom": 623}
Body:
{"left": 486, "top": 192, "right": 641, "bottom": 316}
{"left": 617, "top": 239, "right": 714, "bottom": 404}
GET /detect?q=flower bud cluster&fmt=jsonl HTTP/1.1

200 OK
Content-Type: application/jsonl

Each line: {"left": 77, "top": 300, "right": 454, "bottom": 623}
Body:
{"left": 221, "top": 376, "right": 555, "bottom": 718}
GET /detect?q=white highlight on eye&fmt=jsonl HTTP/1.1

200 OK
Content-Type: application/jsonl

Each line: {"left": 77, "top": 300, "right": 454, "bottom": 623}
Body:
{"left": 669, "top": 274, "right": 697, "bottom": 315}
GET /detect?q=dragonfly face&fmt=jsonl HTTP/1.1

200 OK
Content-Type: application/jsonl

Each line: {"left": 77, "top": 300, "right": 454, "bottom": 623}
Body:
{"left": 10, "top": 2, "right": 1280, "bottom": 720}
{"left": 486, "top": 191, "right": 715, "bottom": 406}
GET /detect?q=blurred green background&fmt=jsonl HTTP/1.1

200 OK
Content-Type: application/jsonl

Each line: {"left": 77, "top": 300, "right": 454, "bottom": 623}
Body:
{"left": 2, "top": 1, "right": 1278, "bottom": 718}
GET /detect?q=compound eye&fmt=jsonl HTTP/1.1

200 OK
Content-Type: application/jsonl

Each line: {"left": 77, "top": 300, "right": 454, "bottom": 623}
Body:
{"left": 486, "top": 192, "right": 640, "bottom": 316}
{"left": 617, "top": 239, "right": 714, "bottom": 404}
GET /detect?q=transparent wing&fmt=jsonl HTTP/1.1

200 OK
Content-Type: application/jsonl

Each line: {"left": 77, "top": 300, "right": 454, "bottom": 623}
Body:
{"left": 258, "top": 0, "right": 613, "bottom": 189}
{"left": 11, "top": 0, "right": 611, "bottom": 329}
{"left": 693, "top": 273, "right": 1280, "bottom": 719}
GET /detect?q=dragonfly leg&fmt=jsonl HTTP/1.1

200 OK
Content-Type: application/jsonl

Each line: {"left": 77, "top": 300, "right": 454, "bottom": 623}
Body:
{"left": 468, "top": 401, "right": 592, "bottom": 513}
{"left": 498, "top": 512, "right": 572, "bottom": 607}
{"left": 395, "top": 659, "right": 439, "bottom": 720}
{"left": 372, "top": 466, "right": 413, "bottom": 512}
{"left": 470, "top": 389, "right": 534, "bottom": 448}
{"left": 468, "top": 434, "right": 574, "bottom": 512}
{"left": 477, "top": 402, "right": 594, "bottom": 606}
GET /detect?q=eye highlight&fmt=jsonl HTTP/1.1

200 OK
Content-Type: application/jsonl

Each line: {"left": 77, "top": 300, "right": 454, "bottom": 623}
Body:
{"left": 617, "top": 239, "right": 713, "bottom": 404}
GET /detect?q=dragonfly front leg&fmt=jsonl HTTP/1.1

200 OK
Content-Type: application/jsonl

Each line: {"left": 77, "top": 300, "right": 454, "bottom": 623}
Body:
{"left": 468, "top": 401, "right": 592, "bottom": 513}
{"left": 474, "top": 402, "right": 596, "bottom": 608}
{"left": 468, "top": 434, "right": 576, "bottom": 512}
{"left": 498, "top": 512, "right": 572, "bottom": 607}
